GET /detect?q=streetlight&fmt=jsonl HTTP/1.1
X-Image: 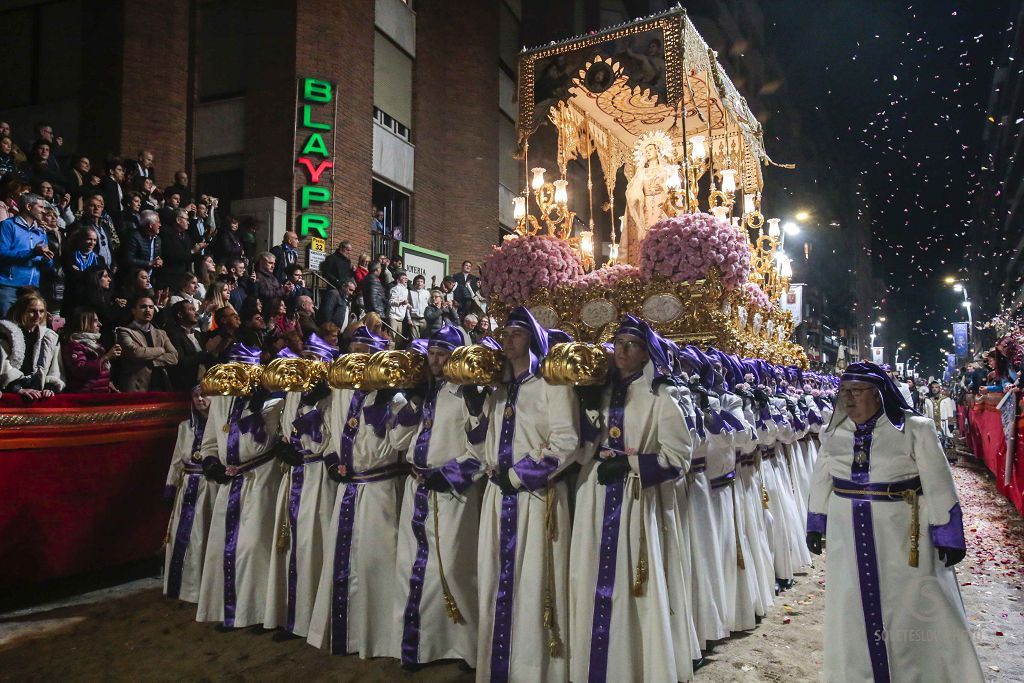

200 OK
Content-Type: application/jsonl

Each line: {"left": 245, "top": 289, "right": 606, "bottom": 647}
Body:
{"left": 783, "top": 221, "right": 801, "bottom": 235}
{"left": 870, "top": 320, "right": 883, "bottom": 356}
{"left": 947, "top": 280, "right": 974, "bottom": 354}
{"left": 794, "top": 210, "right": 811, "bottom": 222}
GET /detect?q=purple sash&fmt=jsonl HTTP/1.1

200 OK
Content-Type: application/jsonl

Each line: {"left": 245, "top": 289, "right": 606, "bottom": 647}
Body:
{"left": 489, "top": 372, "right": 529, "bottom": 683}
{"left": 401, "top": 382, "right": 442, "bottom": 665}
{"left": 588, "top": 372, "right": 636, "bottom": 681}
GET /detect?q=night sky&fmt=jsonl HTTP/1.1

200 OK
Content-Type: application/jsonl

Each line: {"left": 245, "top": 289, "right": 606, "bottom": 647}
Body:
{"left": 760, "top": 0, "right": 1013, "bottom": 374}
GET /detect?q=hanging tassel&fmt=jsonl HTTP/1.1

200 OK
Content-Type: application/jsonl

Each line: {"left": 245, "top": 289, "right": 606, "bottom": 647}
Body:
{"left": 734, "top": 492, "right": 746, "bottom": 570}
{"left": 432, "top": 491, "right": 465, "bottom": 624}
{"left": 543, "top": 486, "right": 563, "bottom": 658}
{"left": 162, "top": 474, "right": 184, "bottom": 548}
{"left": 761, "top": 486, "right": 770, "bottom": 510}
{"left": 903, "top": 489, "right": 920, "bottom": 568}
{"left": 631, "top": 477, "right": 648, "bottom": 597}
{"left": 276, "top": 480, "right": 292, "bottom": 554}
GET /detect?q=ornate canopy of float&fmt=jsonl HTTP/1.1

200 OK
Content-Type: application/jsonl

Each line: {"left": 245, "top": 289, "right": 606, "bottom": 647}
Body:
{"left": 483, "top": 6, "right": 806, "bottom": 367}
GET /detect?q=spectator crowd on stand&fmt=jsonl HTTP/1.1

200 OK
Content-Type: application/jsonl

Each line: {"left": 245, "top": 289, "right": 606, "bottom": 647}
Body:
{"left": 0, "top": 119, "right": 493, "bottom": 401}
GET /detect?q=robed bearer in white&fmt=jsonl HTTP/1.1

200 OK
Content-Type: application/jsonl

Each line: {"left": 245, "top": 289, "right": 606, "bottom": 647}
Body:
{"left": 390, "top": 325, "right": 485, "bottom": 671}
{"left": 806, "top": 361, "right": 984, "bottom": 683}
{"left": 475, "top": 306, "right": 579, "bottom": 683}
{"left": 196, "top": 342, "right": 286, "bottom": 628}
{"left": 569, "top": 316, "right": 696, "bottom": 683}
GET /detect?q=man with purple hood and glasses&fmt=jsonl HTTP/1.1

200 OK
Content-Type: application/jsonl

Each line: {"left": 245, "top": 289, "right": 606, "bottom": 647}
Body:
{"left": 196, "top": 342, "right": 286, "bottom": 629}
{"left": 807, "top": 361, "right": 983, "bottom": 683}
{"left": 307, "top": 325, "right": 408, "bottom": 658}
{"left": 568, "top": 315, "right": 695, "bottom": 682}
{"left": 474, "top": 306, "right": 579, "bottom": 683}
{"left": 388, "top": 324, "right": 486, "bottom": 671}
{"left": 264, "top": 333, "right": 339, "bottom": 641}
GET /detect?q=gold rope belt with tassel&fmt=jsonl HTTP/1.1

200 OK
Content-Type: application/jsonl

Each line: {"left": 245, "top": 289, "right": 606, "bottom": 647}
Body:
{"left": 630, "top": 476, "right": 649, "bottom": 597}
{"left": 432, "top": 490, "right": 465, "bottom": 624}
{"left": 542, "top": 485, "right": 563, "bottom": 657}
{"left": 831, "top": 476, "right": 923, "bottom": 567}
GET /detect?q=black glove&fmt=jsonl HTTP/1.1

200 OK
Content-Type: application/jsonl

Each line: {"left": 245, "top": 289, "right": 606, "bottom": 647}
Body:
{"left": 752, "top": 388, "right": 770, "bottom": 405}
{"left": 806, "top": 531, "right": 823, "bottom": 556}
{"left": 404, "top": 382, "right": 427, "bottom": 407}
{"left": 273, "top": 440, "right": 305, "bottom": 467}
{"left": 575, "top": 384, "right": 605, "bottom": 411}
{"left": 202, "top": 460, "right": 231, "bottom": 485}
{"left": 463, "top": 385, "right": 487, "bottom": 417}
{"left": 936, "top": 546, "right": 966, "bottom": 567}
{"left": 492, "top": 468, "right": 518, "bottom": 495}
{"left": 374, "top": 388, "right": 398, "bottom": 405}
{"left": 597, "top": 457, "right": 630, "bottom": 485}
{"left": 423, "top": 470, "right": 452, "bottom": 493}
{"left": 326, "top": 463, "right": 350, "bottom": 484}
{"left": 301, "top": 381, "right": 330, "bottom": 407}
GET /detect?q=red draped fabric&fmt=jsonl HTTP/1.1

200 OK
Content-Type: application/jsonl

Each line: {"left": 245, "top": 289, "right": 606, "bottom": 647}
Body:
{"left": 0, "top": 392, "right": 188, "bottom": 587}
{"left": 967, "top": 400, "right": 1024, "bottom": 516}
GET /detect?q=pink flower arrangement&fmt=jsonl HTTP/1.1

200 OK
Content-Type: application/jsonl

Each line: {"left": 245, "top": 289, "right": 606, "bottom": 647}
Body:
{"left": 638, "top": 212, "right": 751, "bottom": 289}
{"left": 743, "top": 281, "right": 775, "bottom": 311}
{"left": 480, "top": 235, "right": 585, "bottom": 305}
{"left": 575, "top": 263, "right": 642, "bottom": 291}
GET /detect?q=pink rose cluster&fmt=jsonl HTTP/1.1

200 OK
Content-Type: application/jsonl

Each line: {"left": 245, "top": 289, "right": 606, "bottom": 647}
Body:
{"left": 743, "top": 281, "right": 775, "bottom": 311}
{"left": 479, "top": 235, "right": 585, "bottom": 305}
{"left": 575, "top": 263, "right": 641, "bottom": 290}
{"left": 638, "top": 212, "right": 751, "bottom": 289}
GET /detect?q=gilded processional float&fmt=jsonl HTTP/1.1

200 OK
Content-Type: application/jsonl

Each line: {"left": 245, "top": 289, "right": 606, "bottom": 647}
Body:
{"left": 481, "top": 6, "right": 806, "bottom": 367}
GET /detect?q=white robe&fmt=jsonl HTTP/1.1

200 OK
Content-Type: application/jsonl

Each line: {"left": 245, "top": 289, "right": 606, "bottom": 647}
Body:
{"left": 389, "top": 381, "right": 483, "bottom": 667}
{"left": 808, "top": 412, "right": 984, "bottom": 683}
{"left": 163, "top": 419, "right": 218, "bottom": 603}
{"left": 306, "top": 387, "right": 405, "bottom": 658}
{"left": 475, "top": 373, "right": 579, "bottom": 683}
{"left": 736, "top": 394, "right": 775, "bottom": 616}
{"left": 196, "top": 393, "right": 285, "bottom": 627}
{"left": 683, "top": 396, "right": 731, "bottom": 647}
{"left": 264, "top": 389, "right": 335, "bottom": 637}
{"left": 569, "top": 368, "right": 694, "bottom": 683}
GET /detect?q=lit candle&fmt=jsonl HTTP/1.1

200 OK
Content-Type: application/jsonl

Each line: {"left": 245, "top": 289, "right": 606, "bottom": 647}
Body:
{"left": 513, "top": 196, "right": 526, "bottom": 220}
{"left": 530, "top": 167, "right": 546, "bottom": 190}
{"left": 710, "top": 205, "right": 729, "bottom": 221}
{"left": 767, "top": 217, "right": 781, "bottom": 238}
{"left": 553, "top": 179, "right": 568, "bottom": 205}
{"left": 664, "top": 164, "right": 682, "bottom": 190}
{"left": 689, "top": 135, "right": 707, "bottom": 162}
{"left": 720, "top": 168, "right": 736, "bottom": 194}
{"left": 743, "top": 194, "right": 756, "bottom": 215}
{"left": 580, "top": 230, "right": 594, "bottom": 255}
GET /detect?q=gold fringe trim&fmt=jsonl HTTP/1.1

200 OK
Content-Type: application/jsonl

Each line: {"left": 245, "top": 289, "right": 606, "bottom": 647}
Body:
{"left": 630, "top": 477, "right": 648, "bottom": 596}
{"left": 543, "top": 486, "right": 563, "bottom": 657}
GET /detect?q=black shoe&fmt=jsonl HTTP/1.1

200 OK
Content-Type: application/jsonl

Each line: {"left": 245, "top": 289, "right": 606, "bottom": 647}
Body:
{"left": 401, "top": 662, "right": 421, "bottom": 673}
{"left": 272, "top": 630, "right": 300, "bottom": 642}
{"left": 755, "top": 614, "right": 763, "bottom": 624}
{"left": 214, "top": 623, "right": 235, "bottom": 632}
{"left": 248, "top": 625, "right": 274, "bottom": 635}
{"left": 457, "top": 661, "right": 474, "bottom": 673}
{"left": 693, "top": 657, "right": 706, "bottom": 672}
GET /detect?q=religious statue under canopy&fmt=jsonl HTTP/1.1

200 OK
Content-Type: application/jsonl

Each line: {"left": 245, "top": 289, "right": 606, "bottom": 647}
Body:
{"left": 621, "top": 131, "right": 675, "bottom": 265}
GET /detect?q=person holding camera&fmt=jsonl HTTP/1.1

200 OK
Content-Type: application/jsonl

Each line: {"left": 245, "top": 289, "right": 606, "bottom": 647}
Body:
{"left": 424, "top": 288, "right": 459, "bottom": 335}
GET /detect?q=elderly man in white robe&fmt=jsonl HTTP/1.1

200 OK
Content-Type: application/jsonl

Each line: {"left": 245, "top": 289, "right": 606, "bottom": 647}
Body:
{"left": 163, "top": 387, "right": 216, "bottom": 603}
{"left": 475, "top": 306, "right": 579, "bottom": 683}
{"left": 263, "top": 334, "right": 338, "bottom": 641}
{"left": 388, "top": 324, "right": 485, "bottom": 671}
{"left": 569, "top": 316, "right": 695, "bottom": 683}
{"left": 806, "top": 361, "right": 984, "bottom": 683}
{"left": 306, "top": 326, "right": 407, "bottom": 658}
{"left": 196, "top": 342, "right": 285, "bottom": 629}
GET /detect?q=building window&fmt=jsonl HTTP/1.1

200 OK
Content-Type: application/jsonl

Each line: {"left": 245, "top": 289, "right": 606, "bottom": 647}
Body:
{"left": 374, "top": 107, "right": 410, "bottom": 141}
{"left": 372, "top": 179, "right": 411, "bottom": 257}
{"left": 373, "top": 31, "right": 413, "bottom": 136}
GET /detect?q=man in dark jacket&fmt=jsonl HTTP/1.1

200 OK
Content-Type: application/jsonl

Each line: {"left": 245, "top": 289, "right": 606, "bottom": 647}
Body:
{"left": 166, "top": 170, "right": 192, "bottom": 206}
{"left": 451, "top": 259, "right": 480, "bottom": 313}
{"left": 361, "top": 262, "right": 387, "bottom": 315}
{"left": 121, "top": 209, "right": 163, "bottom": 277}
{"left": 319, "top": 240, "right": 354, "bottom": 288}
{"left": 253, "top": 251, "right": 292, "bottom": 304}
{"left": 158, "top": 208, "right": 203, "bottom": 290}
{"left": 318, "top": 278, "right": 357, "bottom": 329}
{"left": 99, "top": 158, "right": 127, "bottom": 236}
{"left": 166, "top": 300, "right": 213, "bottom": 391}
{"left": 270, "top": 231, "right": 300, "bottom": 282}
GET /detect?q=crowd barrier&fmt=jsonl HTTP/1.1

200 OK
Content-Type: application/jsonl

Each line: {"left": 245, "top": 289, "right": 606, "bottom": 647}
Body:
{"left": 965, "top": 398, "right": 1024, "bottom": 516}
{"left": 0, "top": 392, "right": 187, "bottom": 587}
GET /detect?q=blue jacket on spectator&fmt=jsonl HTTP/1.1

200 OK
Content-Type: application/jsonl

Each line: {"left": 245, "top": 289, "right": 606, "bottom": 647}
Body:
{"left": 0, "top": 215, "right": 53, "bottom": 288}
